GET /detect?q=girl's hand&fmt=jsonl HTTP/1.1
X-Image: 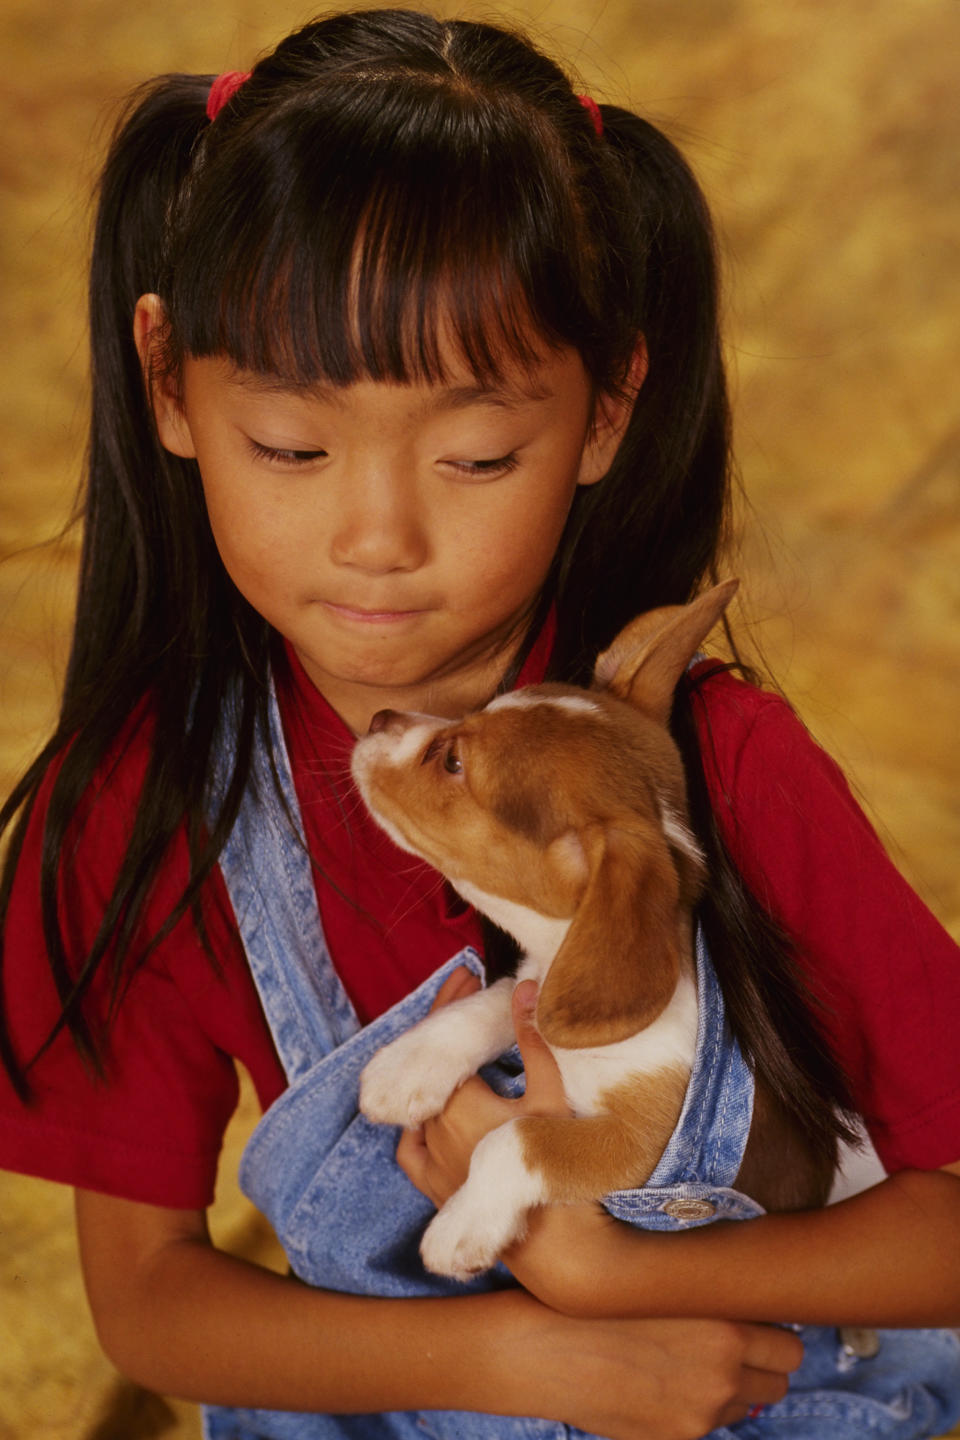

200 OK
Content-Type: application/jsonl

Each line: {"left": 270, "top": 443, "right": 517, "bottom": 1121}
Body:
{"left": 519, "top": 1304, "right": 803, "bottom": 1440}
{"left": 397, "top": 975, "right": 633, "bottom": 1315}
{"left": 505, "top": 1194, "right": 647, "bottom": 1316}
{"left": 396, "top": 977, "right": 569, "bottom": 1207}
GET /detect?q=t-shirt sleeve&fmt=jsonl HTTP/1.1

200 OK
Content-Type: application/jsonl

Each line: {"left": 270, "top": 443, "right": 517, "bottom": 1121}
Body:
{"left": 693, "top": 674, "right": 960, "bottom": 1173}
{"left": 0, "top": 730, "right": 252, "bottom": 1209}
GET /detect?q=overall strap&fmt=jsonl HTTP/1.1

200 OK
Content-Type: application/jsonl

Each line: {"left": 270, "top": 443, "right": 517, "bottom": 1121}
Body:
{"left": 211, "top": 678, "right": 359, "bottom": 1081}
{"left": 650, "top": 927, "right": 755, "bottom": 1188}
{"left": 603, "top": 930, "right": 764, "bottom": 1228}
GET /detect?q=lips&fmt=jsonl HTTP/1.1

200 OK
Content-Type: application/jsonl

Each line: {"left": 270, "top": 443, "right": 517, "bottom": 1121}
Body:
{"left": 322, "top": 600, "right": 426, "bottom": 624}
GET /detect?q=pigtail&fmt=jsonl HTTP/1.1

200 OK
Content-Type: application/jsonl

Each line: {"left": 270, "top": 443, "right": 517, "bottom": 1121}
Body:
{"left": 546, "top": 106, "right": 858, "bottom": 1158}
{"left": 75, "top": 74, "right": 211, "bottom": 704}
{"left": 0, "top": 78, "right": 271, "bottom": 1090}
{"left": 551, "top": 105, "right": 730, "bottom": 677}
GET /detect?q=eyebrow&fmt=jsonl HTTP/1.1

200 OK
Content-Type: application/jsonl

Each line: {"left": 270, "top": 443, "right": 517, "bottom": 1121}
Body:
{"left": 227, "top": 372, "right": 553, "bottom": 410}
{"left": 432, "top": 381, "right": 553, "bottom": 410}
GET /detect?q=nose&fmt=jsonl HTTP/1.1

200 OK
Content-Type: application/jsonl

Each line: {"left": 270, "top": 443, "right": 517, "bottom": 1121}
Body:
{"left": 330, "top": 463, "right": 427, "bottom": 575}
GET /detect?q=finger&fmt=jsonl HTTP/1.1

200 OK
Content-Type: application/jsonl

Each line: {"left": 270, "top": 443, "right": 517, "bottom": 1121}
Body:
{"left": 431, "top": 1074, "right": 509, "bottom": 1138}
{"left": 739, "top": 1323, "right": 805, "bottom": 1378}
{"left": 742, "top": 1359, "right": 794, "bottom": 1405}
{"left": 430, "top": 965, "right": 482, "bottom": 1012}
{"left": 713, "top": 1325, "right": 803, "bottom": 1426}
{"left": 512, "top": 981, "right": 569, "bottom": 1115}
{"left": 716, "top": 1365, "right": 792, "bottom": 1428}
{"left": 396, "top": 1125, "right": 426, "bottom": 1180}
{"left": 740, "top": 1362, "right": 793, "bottom": 1408}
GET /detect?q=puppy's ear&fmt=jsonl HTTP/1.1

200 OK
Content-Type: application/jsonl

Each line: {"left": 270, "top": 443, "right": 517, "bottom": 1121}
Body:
{"left": 536, "top": 822, "right": 682, "bottom": 1048}
{"left": 594, "top": 579, "right": 738, "bottom": 725}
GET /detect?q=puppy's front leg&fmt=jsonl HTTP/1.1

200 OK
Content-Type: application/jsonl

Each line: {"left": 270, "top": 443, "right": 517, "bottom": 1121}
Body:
{"left": 420, "top": 1117, "right": 547, "bottom": 1280}
{"left": 359, "top": 976, "right": 517, "bottom": 1128}
{"left": 420, "top": 1103, "right": 677, "bottom": 1281}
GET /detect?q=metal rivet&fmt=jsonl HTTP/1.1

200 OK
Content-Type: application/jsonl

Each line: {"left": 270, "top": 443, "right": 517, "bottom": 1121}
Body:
{"left": 839, "top": 1327, "right": 880, "bottom": 1359}
{"left": 661, "top": 1197, "right": 716, "bottom": 1221}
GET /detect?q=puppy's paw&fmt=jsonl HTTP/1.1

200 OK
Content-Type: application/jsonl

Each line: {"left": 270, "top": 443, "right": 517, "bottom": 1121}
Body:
{"left": 359, "top": 1031, "right": 464, "bottom": 1127}
{"left": 420, "top": 1188, "right": 524, "bottom": 1281}
{"left": 419, "top": 1122, "right": 545, "bottom": 1280}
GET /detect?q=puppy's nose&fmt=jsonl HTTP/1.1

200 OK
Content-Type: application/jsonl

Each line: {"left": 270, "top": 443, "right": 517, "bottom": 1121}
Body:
{"left": 368, "top": 708, "right": 401, "bottom": 734}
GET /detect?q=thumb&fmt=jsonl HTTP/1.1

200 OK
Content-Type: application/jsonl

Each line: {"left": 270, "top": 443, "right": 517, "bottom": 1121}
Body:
{"left": 512, "top": 981, "right": 569, "bottom": 1116}
{"left": 430, "top": 964, "right": 482, "bottom": 1012}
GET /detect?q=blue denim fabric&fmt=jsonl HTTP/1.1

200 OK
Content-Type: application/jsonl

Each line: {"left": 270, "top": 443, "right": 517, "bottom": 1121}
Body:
{"left": 202, "top": 681, "right": 960, "bottom": 1440}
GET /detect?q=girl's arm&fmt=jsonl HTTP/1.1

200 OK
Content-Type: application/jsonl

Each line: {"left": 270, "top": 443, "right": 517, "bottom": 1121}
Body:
{"left": 73, "top": 1187, "right": 802, "bottom": 1438}
{"left": 401, "top": 985, "right": 960, "bottom": 1328}
{"left": 505, "top": 1161, "right": 960, "bottom": 1326}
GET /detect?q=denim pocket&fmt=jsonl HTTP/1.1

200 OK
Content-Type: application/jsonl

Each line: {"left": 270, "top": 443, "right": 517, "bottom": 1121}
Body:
{"left": 281, "top": 1107, "right": 465, "bottom": 1298}
{"left": 241, "top": 950, "right": 521, "bottom": 1301}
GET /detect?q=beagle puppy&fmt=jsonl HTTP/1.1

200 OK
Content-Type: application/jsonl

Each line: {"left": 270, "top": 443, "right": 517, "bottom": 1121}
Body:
{"left": 353, "top": 582, "right": 830, "bottom": 1280}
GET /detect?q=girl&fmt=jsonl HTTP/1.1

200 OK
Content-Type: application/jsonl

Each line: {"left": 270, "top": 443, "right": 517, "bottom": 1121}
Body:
{"left": 1, "top": 8, "right": 959, "bottom": 1439}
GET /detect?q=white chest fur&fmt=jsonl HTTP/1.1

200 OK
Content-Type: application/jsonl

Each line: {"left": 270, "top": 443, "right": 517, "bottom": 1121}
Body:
{"left": 548, "top": 967, "right": 698, "bottom": 1115}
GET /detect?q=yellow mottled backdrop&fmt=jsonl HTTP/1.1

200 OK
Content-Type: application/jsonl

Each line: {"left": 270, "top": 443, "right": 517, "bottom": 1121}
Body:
{"left": 1, "top": 1, "right": 958, "bottom": 1436}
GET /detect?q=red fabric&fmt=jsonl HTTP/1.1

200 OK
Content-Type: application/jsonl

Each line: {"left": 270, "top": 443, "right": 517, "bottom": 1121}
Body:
{"left": 0, "top": 711, "right": 277, "bottom": 1208}
{"left": 689, "top": 666, "right": 960, "bottom": 1174}
{"left": 1, "top": 653, "right": 958, "bottom": 1208}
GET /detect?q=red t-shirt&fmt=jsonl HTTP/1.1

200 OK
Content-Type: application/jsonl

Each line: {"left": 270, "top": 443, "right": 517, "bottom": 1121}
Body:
{"left": 1, "top": 648, "right": 958, "bottom": 1207}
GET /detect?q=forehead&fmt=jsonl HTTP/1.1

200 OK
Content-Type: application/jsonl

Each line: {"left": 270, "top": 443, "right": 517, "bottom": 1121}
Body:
{"left": 190, "top": 335, "right": 592, "bottom": 419}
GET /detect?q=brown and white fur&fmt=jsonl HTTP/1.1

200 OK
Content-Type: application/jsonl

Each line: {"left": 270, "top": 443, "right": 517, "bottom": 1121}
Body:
{"left": 353, "top": 581, "right": 831, "bottom": 1281}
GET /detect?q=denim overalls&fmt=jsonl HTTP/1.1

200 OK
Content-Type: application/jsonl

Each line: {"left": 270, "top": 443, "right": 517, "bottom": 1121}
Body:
{"left": 202, "top": 686, "right": 960, "bottom": 1440}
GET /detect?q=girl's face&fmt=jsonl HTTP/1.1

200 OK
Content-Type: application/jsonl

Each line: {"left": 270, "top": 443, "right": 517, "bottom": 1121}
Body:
{"left": 142, "top": 304, "right": 632, "bottom": 734}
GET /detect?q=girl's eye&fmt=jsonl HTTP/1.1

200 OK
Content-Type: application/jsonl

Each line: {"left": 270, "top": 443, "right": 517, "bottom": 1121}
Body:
{"left": 249, "top": 439, "right": 327, "bottom": 466}
{"left": 448, "top": 453, "right": 519, "bottom": 480}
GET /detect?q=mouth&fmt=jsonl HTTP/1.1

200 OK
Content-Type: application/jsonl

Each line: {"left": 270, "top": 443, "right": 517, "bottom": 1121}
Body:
{"left": 322, "top": 600, "right": 426, "bottom": 625}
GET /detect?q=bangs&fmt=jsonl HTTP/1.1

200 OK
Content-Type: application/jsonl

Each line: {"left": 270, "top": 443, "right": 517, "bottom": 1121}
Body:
{"left": 166, "top": 71, "right": 608, "bottom": 388}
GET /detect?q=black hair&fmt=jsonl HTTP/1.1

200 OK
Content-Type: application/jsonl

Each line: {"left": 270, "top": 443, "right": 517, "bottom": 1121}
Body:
{"left": 0, "top": 9, "right": 855, "bottom": 1161}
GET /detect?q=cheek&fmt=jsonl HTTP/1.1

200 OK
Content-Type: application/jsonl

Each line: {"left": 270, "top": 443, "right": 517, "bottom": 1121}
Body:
{"left": 200, "top": 478, "right": 297, "bottom": 602}
{"left": 453, "top": 480, "right": 578, "bottom": 600}
{"left": 481, "top": 536, "right": 561, "bottom": 607}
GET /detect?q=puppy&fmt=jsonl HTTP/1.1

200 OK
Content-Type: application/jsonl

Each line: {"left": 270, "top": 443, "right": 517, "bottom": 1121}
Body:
{"left": 353, "top": 581, "right": 828, "bottom": 1281}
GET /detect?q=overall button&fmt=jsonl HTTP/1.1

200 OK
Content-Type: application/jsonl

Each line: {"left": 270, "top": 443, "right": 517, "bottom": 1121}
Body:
{"left": 839, "top": 1327, "right": 880, "bottom": 1359}
{"left": 662, "top": 1198, "right": 716, "bottom": 1221}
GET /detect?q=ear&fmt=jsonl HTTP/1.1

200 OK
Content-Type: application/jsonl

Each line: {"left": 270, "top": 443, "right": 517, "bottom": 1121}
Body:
{"left": 535, "top": 821, "right": 682, "bottom": 1048}
{"left": 575, "top": 338, "right": 648, "bottom": 488}
{"left": 593, "top": 579, "right": 739, "bottom": 725}
{"left": 133, "top": 293, "right": 197, "bottom": 459}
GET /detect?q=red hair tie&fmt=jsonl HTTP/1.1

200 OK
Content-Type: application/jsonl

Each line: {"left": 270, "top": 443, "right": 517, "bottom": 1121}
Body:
{"left": 206, "top": 70, "right": 251, "bottom": 121}
{"left": 577, "top": 94, "right": 603, "bottom": 137}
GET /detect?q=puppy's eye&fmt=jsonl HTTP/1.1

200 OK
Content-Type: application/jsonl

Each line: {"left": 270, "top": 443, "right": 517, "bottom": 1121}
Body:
{"left": 420, "top": 735, "right": 463, "bottom": 774}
